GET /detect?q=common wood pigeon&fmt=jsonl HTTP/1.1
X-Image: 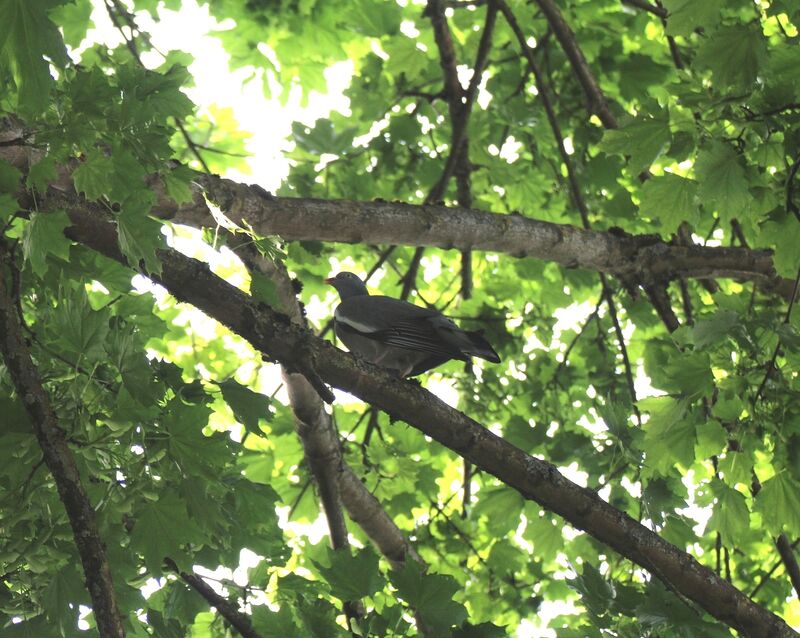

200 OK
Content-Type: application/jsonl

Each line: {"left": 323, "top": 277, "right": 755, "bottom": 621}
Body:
{"left": 326, "top": 272, "right": 501, "bottom": 377}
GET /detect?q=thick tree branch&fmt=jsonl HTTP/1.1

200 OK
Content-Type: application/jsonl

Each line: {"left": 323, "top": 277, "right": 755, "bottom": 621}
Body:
{"left": 56, "top": 200, "right": 797, "bottom": 638}
{"left": 236, "top": 246, "right": 351, "bottom": 548}
{"left": 224, "top": 240, "right": 425, "bottom": 574}
{"left": 178, "top": 175, "right": 792, "bottom": 299}
{"left": 0, "top": 244, "right": 125, "bottom": 638}
{"left": 0, "top": 137, "right": 790, "bottom": 300}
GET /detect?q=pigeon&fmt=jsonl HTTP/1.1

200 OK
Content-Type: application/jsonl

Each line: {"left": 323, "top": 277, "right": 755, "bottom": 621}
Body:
{"left": 325, "top": 271, "right": 501, "bottom": 377}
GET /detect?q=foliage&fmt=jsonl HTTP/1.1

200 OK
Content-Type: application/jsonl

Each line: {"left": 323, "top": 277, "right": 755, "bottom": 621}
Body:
{"left": 1, "top": 0, "right": 800, "bottom": 636}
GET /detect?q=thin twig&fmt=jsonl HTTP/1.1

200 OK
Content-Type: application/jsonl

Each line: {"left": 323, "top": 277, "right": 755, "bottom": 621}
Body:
{"left": 750, "top": 538, "right": 800, "bottom": 598}
{"left": 621, "top": 0, "right": 667, "bottom": 18}
{"left": 532, "top": 0, "right": 618, "bottom": 128}
{"left": 776, "top": 533, "right": 800, "bottom": 598}
{"left": 403, "top": 0, "right": 498, "bottom": 300}
{"left": 166, "top": 559, "right": 263, "bottom": 638}
{"left": 754, "top": 264, "right": 800, "bottom": 403}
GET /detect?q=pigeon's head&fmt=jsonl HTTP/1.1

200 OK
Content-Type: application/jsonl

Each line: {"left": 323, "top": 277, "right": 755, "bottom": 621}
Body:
{"left": 325, "top": 272, "right": 369, "bottom": 300}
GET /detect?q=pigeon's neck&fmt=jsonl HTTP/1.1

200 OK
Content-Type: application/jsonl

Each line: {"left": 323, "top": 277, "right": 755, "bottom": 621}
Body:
{"left": 338, "top": 287, "right": 370, "bottom": 301}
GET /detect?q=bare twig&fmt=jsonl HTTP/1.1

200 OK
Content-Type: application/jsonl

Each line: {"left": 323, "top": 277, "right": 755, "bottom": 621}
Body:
{"left": 403, "top": 0, "right": 498, "bottom": 299}
{"left": 166, "top": 559, "right": 262, "bottom": 638}
{"left": 621, "top": 0, "right": 667, "bottom": 18}
{"left": 532, "top": 0, "right": 618, "bottom": 128}
{"left": 776, "top": 533, "right": 800, "bottom": 598}
{"left": 754, "top": 264, "right": 800, "bottom": 403}
{"left": 750, "top": 538, "right": 800, "bottom": 598}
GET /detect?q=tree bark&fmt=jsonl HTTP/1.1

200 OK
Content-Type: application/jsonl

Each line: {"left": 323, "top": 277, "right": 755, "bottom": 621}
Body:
{"left": 59, "top": 200, "right": 797, "bottom": 638}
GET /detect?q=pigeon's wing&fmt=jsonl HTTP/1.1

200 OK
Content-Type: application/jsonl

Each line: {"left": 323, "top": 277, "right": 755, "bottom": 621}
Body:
{"left": 336, "top": 296, "right": 463, "bottom": 358}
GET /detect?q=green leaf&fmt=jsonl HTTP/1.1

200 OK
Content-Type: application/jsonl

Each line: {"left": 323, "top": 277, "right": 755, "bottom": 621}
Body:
{"left": 0, "top": 193, "right": 19, "bottom": 225}
{"left": 600, "top": 115, "right": 671, "bottom": 173}
{"left": 312, "top": 547, "right": 385, "bottom": 601}
{"left": 754, "top": 471, "right": 800, "bottom": 536}
{"left": 692, "top": 310, "right": 739, "bottom": 349}
{"left": 453, "top": 622, "right": 507, "bottom": 638}
{"left": 640, "top": 397, "right": 695, "bottom": 475}
{"left": 0, "top": 158, "right": 22, "bottom": 193}
{"left": 390, "top": 561, "right": 468, "bottom": 631}
{"left": 522, "top": 509, "right": 564, "bottom": 556}
{"left": 56, "top": 285, "right": 110, "bottom": 358}
{"left": 43, "top": 565, "right": 88, "bottom": 628}
{"left": 346, "top": 0, "right": 402, "bottom": 37}
{"left": 117, "top": 206, "right": 163, "bottom": 275}
{"left": 252, "top": 606, "right": 302, "bottom": 637}
{"left": 219, "top": 378, "right": 270, "bottom": 436}
{"left": 27, "top": 156, "right": 57, "bottom": 191}
{"left": 695, "top": 419, "right": 729, "bottom": 459}
{"left": 383, "top": 37, "right": 428, "bottom": 79}
{"left": 162, "top": 581, "right": 206, "bottom": 624}
{"left": 777, "top": 323, "right": 800, "bottom": 353}
{"left": 162, "top": 165, "right": 195, "bottom": 205}
{"left": 131, "top": 494, "right": 203, "bottom": 573}
{"left": 662, "top": 0, "right": 723, "bottom": 36}
{"left": 472, "top": 485, "right": 525, "bottom": 536}
{"left": 695, "top": 24, "right": 768, "bottom": 90}
{"left": 706, "top": 482, "right": 750, "bottom": 545}
{"left": 72, "top": 153, "right": 114, "bottom": 200}
{"left": 638, "top": 172, "right": 698, "bottom": 233}
{"left": 164, "top": 400, "right": 229, "bottom": 470}
{"left": 250, "top": 271, "right": 281, "bottom": 309}
{"left": 291, "top": 118, "right": 357, "bottom": 155}
{"left": 21, "top": 210, "right": 71, "bottom": 275}
{"left": 569, "top": 563, "right": 614, "bottom": 616}
{"left": 0, "top": 0, "right": 68, "bottom": 113}
{"left": 695, "top": 142, "right": 750, "bottom": 221}
{"left": 757, "top": 215, "right": 800, "bottom": 278}
{"left": 719, "top": 450, "right": 755, "bottom": 487}
{"left": 49, "top": 0, "right": 94, "bottom": 48}
{"left": 710, "top": 393, "right": 743, "bottom": 422}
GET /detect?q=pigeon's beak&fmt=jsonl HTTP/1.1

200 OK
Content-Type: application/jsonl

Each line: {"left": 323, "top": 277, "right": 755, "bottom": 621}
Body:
{"left": 324, "top": 277, "right": 335, "bottom": 285}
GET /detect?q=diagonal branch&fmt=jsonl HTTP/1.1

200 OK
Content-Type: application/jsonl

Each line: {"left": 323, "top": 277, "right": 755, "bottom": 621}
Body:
{"left": 776, "top": 533, "right": 800, "bottom": 598}
{"left": 56, "top": 198, "right": 797, "bottom": 638}
{"left": 532, "top": 0, "right": 618, "bottom": 128}
{"left": 232, "top": 240, "right": 424, "bottom": 575}
{"left": 166, "top": 559, "right": 262, "bottom": 638}
{"left": 621, "top": 0, "right": 667, "bottom": 18}
{"left": 0, "top": 243, "right": 125, "bottom": 638}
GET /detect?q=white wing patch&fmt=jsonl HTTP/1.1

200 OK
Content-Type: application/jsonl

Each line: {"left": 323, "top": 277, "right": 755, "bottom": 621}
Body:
{"left": 335, "top": 307, "right": 379, "bottom": 333}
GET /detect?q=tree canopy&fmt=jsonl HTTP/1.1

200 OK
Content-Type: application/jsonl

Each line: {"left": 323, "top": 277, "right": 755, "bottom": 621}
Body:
{"left": 1, "top": 0, "right": 800, "bottom": 636}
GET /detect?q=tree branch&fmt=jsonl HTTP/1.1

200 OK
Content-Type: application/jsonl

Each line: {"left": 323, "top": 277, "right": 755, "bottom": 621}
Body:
{"left": 166, "top": 559, "right": 262, "bottom": 638}
{"left": 57, "top": 199, "right": 798, "bottom": 638}
{"left": 532, "top": 0, "right": 618, "bottom": 128}
{"left": 0, "top": 138, "right": 793, "bottom": 300}
{"left": 0, "top": 243, "right": 125, "bottom": 638}
{"left": 776, "top": 533, "right": 800, "bottom": 599}
{"left": 181, "top": 175, "right": 792, "bottom": 298}
{"left": 231, "top": 239, "right": 424, "bottom": 575}
{"left": 621, "top": 0, "right": 667, "bottom": 19}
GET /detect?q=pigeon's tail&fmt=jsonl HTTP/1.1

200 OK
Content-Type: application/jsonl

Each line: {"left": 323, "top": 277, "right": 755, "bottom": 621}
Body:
{"left": 464, "top": 330, "right": 501, "bottom": 363}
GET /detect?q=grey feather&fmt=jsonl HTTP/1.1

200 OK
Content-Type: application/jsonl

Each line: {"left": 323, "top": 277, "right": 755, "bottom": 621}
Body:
{"left": 326, "top": 272, "right": 501, "bottom": 377}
